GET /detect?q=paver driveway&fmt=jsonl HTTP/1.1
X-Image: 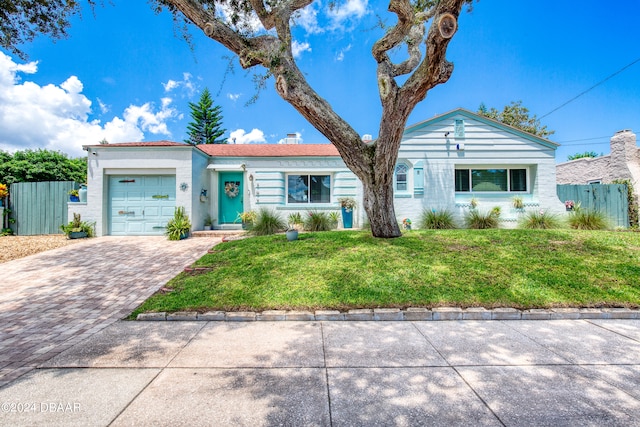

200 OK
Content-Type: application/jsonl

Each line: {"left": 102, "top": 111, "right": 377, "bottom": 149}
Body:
{"left": 0, "top": 236, "right": 218, "bottom": 387}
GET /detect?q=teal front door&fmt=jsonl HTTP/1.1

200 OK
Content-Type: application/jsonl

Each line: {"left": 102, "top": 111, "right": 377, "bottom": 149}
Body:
{"left": 219, "top": 172, "right": 244, "bottom": 224}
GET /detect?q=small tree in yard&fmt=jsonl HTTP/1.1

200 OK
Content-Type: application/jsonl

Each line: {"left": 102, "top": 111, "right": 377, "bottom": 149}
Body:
{"left": 185, "top": 88, "right": 227, "bottom": 145}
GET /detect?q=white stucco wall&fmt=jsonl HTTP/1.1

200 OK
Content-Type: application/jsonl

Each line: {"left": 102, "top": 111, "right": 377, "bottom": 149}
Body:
{"left": 78, "top": 145, "right": 202, "bottom": 236}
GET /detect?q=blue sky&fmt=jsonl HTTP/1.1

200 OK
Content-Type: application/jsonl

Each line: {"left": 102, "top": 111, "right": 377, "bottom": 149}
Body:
{"left": 0, "top": 0, "right": 638, "bottom": 162}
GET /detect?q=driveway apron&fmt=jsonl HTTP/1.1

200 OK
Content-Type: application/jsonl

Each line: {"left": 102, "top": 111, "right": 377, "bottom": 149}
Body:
{"left": 0, "top": 236, "right": 218, "bottom": 387}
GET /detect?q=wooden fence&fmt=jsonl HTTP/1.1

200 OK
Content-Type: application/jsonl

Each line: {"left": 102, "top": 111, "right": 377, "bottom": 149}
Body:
{"left": 557, "top": 184, "right": 629, "bottom": 228}
{"left": 9, "top": 181, "right": 77, "bottom": 235}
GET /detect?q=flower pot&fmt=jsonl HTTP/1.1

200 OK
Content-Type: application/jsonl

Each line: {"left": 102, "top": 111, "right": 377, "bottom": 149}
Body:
{"left": 69, "top": 195, "right": 80, "bottom": 202}
{"left": 180, "top": 232, "right": 189, "bottom": 240}
{"left": 68, "top": 231, "right": 88, "bottom": 239}
{"left": 286, "top": 230, "right": 299, "bottom": 241}
{"left": 204, "top": 225, "right": 212, "bottom": 231}
{"left": 79, "top": 185, "right": 87, "bottom": 203}
{"left": 341, "top": 207, "right": 353, "bottom": 229}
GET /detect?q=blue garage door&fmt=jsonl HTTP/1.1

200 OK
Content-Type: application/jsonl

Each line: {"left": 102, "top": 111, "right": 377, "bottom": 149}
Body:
{"left": 109, "top": 175, "right": 176, "bottom": 235}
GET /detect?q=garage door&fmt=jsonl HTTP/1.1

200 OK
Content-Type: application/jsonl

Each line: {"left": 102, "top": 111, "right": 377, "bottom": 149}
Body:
{"left": 109, "top": 175, "right": 176, "bottom": 235}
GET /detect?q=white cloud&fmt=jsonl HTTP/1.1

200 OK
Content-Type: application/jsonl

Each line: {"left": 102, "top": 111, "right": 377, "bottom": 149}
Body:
{"left": 228, "top": 93, "right": 241, "bottom": 101}
{"left": 97, "top": 98, "right": 109, "bottom": 114}
{"left": 162, "top": 72, "right": 196, "bottom": 97}
{"left": 216, "top": 3, "right": 263, "bottom": 34}
{"left": 293, "top": 3, "right": 322, "bottom": 34}
{"left": 229, "top": 128, "right": 266, "bottom": 144}
{"left": 0, "top": 52, "right": 179, "bottom": 157}
{"left": 336, "top": 44, "right": 352, "bottom": 61}
{"left": 292, "top": 41, "right": 312, "bottom": 58}
{"left": 327, "top": 0, "right": 369, "bottom": 29}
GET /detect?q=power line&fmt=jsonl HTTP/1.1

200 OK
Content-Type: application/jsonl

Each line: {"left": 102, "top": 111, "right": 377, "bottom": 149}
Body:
{"left": 555, "top": 135, "right": 610, "bottom": 143}
{"left": 539, "top": 56, "right": 640, "bottom": 120}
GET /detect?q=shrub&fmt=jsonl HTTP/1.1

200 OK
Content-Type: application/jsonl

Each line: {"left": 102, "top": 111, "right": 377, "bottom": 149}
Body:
{"left": 568, "top": 209, "right": 609, "bottom": 230}
{"left": 304, "top": 211, "right": 333, "bottom": 232}
{"left": 165, "top": 207, "right": 191, "bottom": 240}
{"left": 464, "top": 208, "right": 500, "bottom": 229}
{"left": 519, "top": 210, "right": 562, "bottom": 229}
{"left": 419, "top": 209, "right": 457, "bottom": 229}
{"left": 328, "top": 211, "right": 340, "bottom": 229}
{"left": 251, "top": 208, "right": 285, "bottom": 236}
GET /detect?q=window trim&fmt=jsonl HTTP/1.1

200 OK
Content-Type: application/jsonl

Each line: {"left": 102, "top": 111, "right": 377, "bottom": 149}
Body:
{"left": 454, "top": 167, "right": 530, "bottom": 193}
{"left": 286, "top": 173, "right": 332, "bottom": 204}
{"left": 394, "top": 163, "right": 410, "bottom": 193}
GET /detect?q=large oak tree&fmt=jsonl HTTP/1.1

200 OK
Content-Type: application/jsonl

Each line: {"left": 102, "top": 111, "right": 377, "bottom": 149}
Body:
{"left": 1, "top": 0, "right": 473, "bottom": 237}
{"left": 157, "top": 0, "right": 472, "bottom": 237}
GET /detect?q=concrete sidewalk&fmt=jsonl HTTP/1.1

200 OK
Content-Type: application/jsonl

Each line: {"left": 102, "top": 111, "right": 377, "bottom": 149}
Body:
{"left": 1, "top": 319, "right": 640, "bottom": 426}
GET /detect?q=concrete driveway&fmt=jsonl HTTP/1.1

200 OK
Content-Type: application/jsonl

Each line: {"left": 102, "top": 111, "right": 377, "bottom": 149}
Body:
{"left": 0, "top": 236, "right": 219, "bottom": 387}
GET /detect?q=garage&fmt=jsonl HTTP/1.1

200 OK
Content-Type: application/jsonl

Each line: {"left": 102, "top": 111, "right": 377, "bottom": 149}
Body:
{"left": 108, "top": 175, "right": 176, "bottom": 235}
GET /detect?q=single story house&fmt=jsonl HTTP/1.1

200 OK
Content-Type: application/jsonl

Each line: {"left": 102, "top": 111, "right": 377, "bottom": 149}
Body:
{"left": 556, "top": 129, "right": 639, "bottom": 202}
{"left": 72, "top": 108, "right": 564, "bottom": 236}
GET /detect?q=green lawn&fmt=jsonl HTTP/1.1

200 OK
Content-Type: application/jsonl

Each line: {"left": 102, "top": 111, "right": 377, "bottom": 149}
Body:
{"left": 130, "top": 229, "right": 640, "bottom": 317}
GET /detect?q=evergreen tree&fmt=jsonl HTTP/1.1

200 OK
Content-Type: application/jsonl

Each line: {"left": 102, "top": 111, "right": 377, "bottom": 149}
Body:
{"left": 185, "top": 88, "right": 227, "bottom": 145}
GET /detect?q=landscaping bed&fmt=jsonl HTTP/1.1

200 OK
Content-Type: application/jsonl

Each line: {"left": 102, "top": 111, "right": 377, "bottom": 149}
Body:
{"left": 130, "top": 229, "right": 640, "bottom": 317}
{"left": 0, "top": 234, "right": 82, "bottom": 263}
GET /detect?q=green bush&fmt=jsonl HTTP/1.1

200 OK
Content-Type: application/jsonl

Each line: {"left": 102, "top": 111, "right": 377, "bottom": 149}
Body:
{"left": 464, "top": 208, "right": 500, "bottom": 229}
{"left": 304, "top": 211, "right": 333, "bottom": 232}
{"left": 251, "top": 208, "right": 285, "bottom": 236}
{"left": 519, "top": 210, "right": 562, "bottom": 229}
{"left": 419, "top": 209, "right": 457, "bottom": 229}
{"left": 165, "top": 207, "right": 191, "bottom": 240}
{"left": 568, "top": 209, "right": 609, "bottom": 230}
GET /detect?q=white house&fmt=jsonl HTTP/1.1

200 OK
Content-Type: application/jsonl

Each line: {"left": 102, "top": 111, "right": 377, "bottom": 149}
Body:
{"left": 71, "top": 108, "right": 564, "bottom": 236}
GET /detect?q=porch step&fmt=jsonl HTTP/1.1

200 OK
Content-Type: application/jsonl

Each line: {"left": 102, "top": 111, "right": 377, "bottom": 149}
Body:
{"left": 191, "top": 230, "right": 246, "bottom": 238}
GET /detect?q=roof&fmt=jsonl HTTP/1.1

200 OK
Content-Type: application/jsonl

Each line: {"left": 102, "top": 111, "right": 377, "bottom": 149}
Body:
{"left": 404, "top": 108, "right": 560, "bottom": 150}
{"left": 84, "top": 140, "right": 188, "bottom": 148}
{"left": 197, "top": 144, "right": 340, "bottom": 157}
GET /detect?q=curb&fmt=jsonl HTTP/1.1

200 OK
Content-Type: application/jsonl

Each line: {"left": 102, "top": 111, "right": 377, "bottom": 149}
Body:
{"left": 137, "top": 307, "right": 640, "bottom": 322}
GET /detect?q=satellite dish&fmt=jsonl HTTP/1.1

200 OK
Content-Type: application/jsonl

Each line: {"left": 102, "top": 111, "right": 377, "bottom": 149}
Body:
{"left": 438, "top": 13, "right": 457, "bottom": 39}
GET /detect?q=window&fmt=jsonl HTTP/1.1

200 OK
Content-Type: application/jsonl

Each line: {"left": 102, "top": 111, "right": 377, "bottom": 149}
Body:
{"left": 287, "top": 174, "right": 331, "bottom": 203}
{"left": 395, "top": 164, "right": 408, "bottom": 191}
{"left": 454, "top": 119, "right": 465, "bottom": 138}
{"left": 455, "top": 168, "right": 528, "bottom": 192}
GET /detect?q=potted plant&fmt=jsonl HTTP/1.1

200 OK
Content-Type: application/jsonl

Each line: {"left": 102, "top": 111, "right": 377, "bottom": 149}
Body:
{"left": 203, "top": 214, "right": 213, "bottom": 231}
{"left": 565, "top": 200, "right": 575, "bottom": 211}
{"left": 338, "top": 197, "right": 356, "bottom": 229}
{"left": 166, "top": 206, "right": 191, "bottom": 240}
{"left": 285, "top": 225, "right": 299, "bottom": 241}
{"left": 60, "top": 213, "right": 94, "bottom": 239}
{"left": 68, "top": 189, "right": 80, "bottom": 202}
{"left": 237, "top": 210, "right": 257, "bottom": 230}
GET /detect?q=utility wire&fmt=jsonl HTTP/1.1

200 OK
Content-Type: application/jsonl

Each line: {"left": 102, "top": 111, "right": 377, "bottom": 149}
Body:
{"left": 539, "top": 56, "right": 640, "bottom": 120}
{"left": 556, "top": 135, "right": 610, "bottom": 143}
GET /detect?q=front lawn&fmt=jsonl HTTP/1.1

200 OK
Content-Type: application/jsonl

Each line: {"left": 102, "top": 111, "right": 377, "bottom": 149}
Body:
{"left": 130, "top": 229, "right": 640, "bottom": 316}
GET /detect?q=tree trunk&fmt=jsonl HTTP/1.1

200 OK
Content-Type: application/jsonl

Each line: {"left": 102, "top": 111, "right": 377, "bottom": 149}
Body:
{"left": 361, "top": 175, "right": 401, "bottom": 238}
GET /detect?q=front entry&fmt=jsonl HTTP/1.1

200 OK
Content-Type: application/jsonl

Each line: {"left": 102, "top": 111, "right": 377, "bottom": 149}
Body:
{"left": 218, "top": 172, "right": 244, "bottom": 224}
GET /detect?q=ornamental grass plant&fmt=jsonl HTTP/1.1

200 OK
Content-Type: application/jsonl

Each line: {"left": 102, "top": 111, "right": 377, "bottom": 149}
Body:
{"left": 251, "top": 208, "right": 285, "bottom": 236}
{"left": 464, "top": 207, "right": 500, "bottom": 229}
{"left": 419, "top": 209, "right": 457, "bottom": 229}
{"left": 568, "top": 209, "right": 609, "bottom": 230}
{"left": 519, "top": 210, "right": 562, "bottom": 229}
